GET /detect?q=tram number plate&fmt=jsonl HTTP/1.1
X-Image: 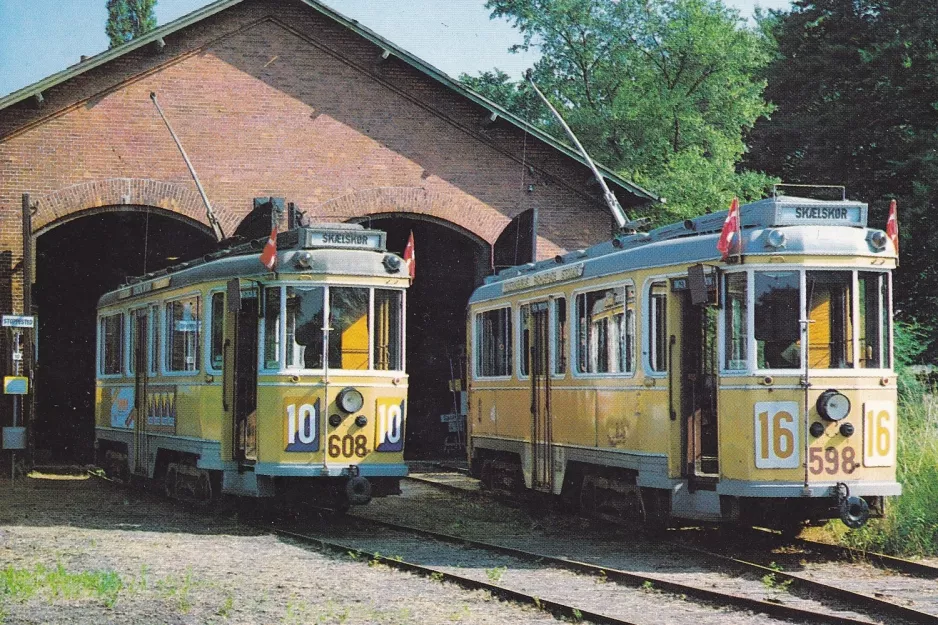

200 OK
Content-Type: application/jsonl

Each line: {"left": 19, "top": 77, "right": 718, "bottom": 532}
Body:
{"left": 328, "top": 434, "right": 368, "bottom": 459}
{"left": 808, "top": 446, "right": 858, "bottom": 476}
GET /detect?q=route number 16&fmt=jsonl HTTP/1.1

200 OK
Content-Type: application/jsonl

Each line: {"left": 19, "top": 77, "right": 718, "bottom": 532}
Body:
{"left": 863, "top": 401, "right": 895, "bottom": 467}
{"left": 754, "top": 402, "right": 800, "bottom": 469}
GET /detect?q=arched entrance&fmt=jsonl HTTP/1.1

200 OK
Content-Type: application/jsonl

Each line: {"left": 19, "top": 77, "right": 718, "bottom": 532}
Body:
{"left": 33, "top": 209, "right": 216, "bottom": 462}
{"left": 356, "top": 214, "right": 490, "bottom": 459}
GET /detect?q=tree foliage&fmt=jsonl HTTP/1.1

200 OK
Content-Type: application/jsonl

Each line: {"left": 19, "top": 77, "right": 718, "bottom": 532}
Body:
{"left": 461, "top": 0, "right": 776, "bottom": 222}
{"left": 747, "top": 0, "right": 938, "bottom": 339}
{"left": 106, "top": 0, "right": 158, "bottom": 48}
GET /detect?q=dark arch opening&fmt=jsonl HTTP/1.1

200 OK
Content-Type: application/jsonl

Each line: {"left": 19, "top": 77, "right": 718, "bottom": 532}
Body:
{"left": 34, "top": 210, "right": 216, "bottom": 463}
{"left": 493, "top": 208, "right": 535, "bottom": 272}
{"left": 361, "top": 215, "right": 490, "bottom": 459}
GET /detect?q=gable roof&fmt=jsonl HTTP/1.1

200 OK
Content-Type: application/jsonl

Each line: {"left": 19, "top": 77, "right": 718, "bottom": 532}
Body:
{"left": 0, "top": 0, "right": 660, "bottom": 205}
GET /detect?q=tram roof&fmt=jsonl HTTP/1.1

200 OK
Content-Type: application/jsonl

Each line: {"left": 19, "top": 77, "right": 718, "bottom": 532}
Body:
{"left": 470, "top": 196, "right": 891, "bottom": 304}
{"left": 98, "top": 224, "right": 405, "bottom": 308}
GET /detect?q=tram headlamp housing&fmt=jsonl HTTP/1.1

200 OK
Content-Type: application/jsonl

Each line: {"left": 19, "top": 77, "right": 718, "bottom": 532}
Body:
{"left": 765, "top": 229, "right": 787, "bottom": 249}
{"left": 817, "top": 389, "right": 851, "bottom": 421}
{"left": 337, "top": 387, "right": 364, "bottom": 414}
{"left": 869, "top": 230, "right": 888, "bottom": 252}
{"left": 295, "top": 251, "right": 313, "bottom": 269}
{"left": 383, "top": 254, "right": 402, "bottom": 273}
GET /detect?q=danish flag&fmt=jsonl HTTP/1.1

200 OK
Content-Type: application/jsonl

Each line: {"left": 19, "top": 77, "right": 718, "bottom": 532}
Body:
{"left": 886, "top": 199, "right": 899, "bottom": 256}
{"left": 259, "top": 224, "right": 278, "bottom": 270}
{"left": 717, "top": 197, "right": 742, "bottom": 261}
{"left": 403, "top": 230, "right": 415, "bottom": 280}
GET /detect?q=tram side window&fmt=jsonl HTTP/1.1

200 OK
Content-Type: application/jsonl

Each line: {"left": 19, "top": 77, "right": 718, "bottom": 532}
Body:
{"left": 724, "top": 273, "right": 748, "bottom": 370}
{"left": 859, "top": 272, "right": 890, "bottom": 368}
{"left": 648, "top": 282, "right": 667, "bottom": 372}
{"left": 577, "top": 286, "right": 634, "bottom": 374}
{"left": 554, "top": 297, "right": 567, "bottom": 375}
{"left": 149, "top": 305, "right": 160, "bottom": 375}
{"left": 476, "top": 308, "right": 512, "bottom": 377}
{"left": 264, "top": 287, "right": 282, "bottom": 369}
{"left": 374, "top": 289, "right": 403, "bottom": 371}
{"left": 100, "top": 313, "right": 124, "bottom": 375}
{"left": 755, "top": 271, "right": 800, "bottom": 369}
{"left": 329, "top": 287, "right": 370, "bottom": 370}
{"left": 806, "top": 271, "right": 853, "bottom": 369}
{"left": 210, "top": 292, "right": 224, "bottom": 370}
{"left": 284, "top": 286, "right": 324, "bottom": 369}
{"left": 165, "top": 296, "right": 201, "bottom": 372}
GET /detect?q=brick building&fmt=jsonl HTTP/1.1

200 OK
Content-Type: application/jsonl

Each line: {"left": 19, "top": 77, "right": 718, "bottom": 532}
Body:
{"left": 0, "top": 0, "right": 658, "bottom": 460}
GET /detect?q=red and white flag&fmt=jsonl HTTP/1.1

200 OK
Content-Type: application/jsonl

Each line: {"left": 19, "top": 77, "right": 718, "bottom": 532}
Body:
{"left": 260, "top": 224, "right": 278, "bottom": 270}
{"left": 717, "top": 197, "right": 742, "bottom": 261}
{"left": 403, "top": 230, "right": 415, "bottom": 280}
{"left": 886, "top": 199, "right": 899, "bottom": 256}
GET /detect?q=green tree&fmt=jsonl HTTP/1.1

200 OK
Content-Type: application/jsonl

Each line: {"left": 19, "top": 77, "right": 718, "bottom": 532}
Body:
{"left": 462, "top": 0, "right": 776, "bottom": 221}
{"left": 106, "top": 0, "right": 158, "bottom": 48}
{"left": 747, "top": 0, "right": 938, "bottom": 340}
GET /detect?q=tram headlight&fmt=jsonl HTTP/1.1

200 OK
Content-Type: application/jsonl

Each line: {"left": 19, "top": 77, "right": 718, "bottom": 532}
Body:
{"left": 766, "top": 229, "right": 787, "bottom": 249}
{"left": 337, "top": 387, "right": 364, "bottom": 413}
{"left": 869, "top": 230, "right": 888, "bottom": 251}
{"left": 295, "top": 251, "right": 313, "bottom": 269}
{"left": 383, "top": 254, "right": 402, "bottom": 273}
{"left": 816, "top": 389, "right": 851, "bottom": 421}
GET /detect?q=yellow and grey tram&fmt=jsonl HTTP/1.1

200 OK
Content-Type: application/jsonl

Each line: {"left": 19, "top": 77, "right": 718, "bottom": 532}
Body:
{"left": 467, "top": 194, "right": 899, "bottom": 529}
{"left": 94, "top": 225, "right": 409, "bottom": 509}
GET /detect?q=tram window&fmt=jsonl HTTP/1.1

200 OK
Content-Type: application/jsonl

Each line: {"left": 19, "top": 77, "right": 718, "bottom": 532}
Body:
{"left": 806, "top": 271, "right": 853, "bottom": 369}
{"left": 755, "top": 271, "right": 801, "bottom": 369}
{"left": 476, "top": 307, "right": 512, "bottom": 377}
{"left": 128, "top": 311, "right": 137, "bottom": 375}
{"left": 264, "top": 287, "right": 283, "bottom": 369}
{"left": 859, "top": 272, "right": 891, "bottom": 369}
{"left": 724, "top": 273, "right": 748, "bottom": 370}
{"left": 165, "top": 296, "right": 201, "bottom": 372}
{"left": 374, "top": 289, "right": 403, "bottom": 371}
{"left": 329, "top": 287, "right": 370, "bottom": 370}
{"left": 283, "top": 286, "right": 323, "bottom": 369}
{"left": 649, "top": 282, "right": 667, "bottom": 372}
{"left": 576, "top": 286, "right": 634, "bottom": 374}
{"left": 99, "top": 313, "right": 123, "bottom": 375}
{"left": 210, "top": 292, "right": 224, "bottom": 370}
{"left": 149, "top": 305, "right": 159, "bottom": 374}
{"left": 520, "top": 304, "right": 532, "bottom": 377}
{"left": 554, "top": 298, "right": 567, "bottom": 375}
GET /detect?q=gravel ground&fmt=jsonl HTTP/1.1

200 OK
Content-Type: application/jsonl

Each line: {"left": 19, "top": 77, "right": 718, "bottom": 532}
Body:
{"left": 0, "top": 473, "right": 563, "bottom": 625}
{"left": 355, "top": 477, "right": 936, "bottom": 625}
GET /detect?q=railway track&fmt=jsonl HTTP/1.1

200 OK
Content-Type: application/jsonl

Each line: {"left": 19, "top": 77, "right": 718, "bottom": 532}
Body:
{"left": 405, "top": 472, "right": 938, "bottom": 624}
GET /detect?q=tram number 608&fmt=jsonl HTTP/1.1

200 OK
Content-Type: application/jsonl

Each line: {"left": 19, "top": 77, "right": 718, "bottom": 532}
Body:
{"left": 329, "top": 434, "right": 368, "bottom": 458}
{"left": 754, "top": 402, "right": 800, "bottom": 469}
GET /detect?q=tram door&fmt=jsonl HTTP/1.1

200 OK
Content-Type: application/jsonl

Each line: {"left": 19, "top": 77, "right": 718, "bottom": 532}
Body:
{"left": 526, "top": 301, "right": 553, "bottom": 492}
{"left": 231, "top": 296, "right": 258, "bottom": 464}
{"left": 132, "top": 310, "right": 149, "bottom": 475}
{"left": 677, "top": 288, "right": 719, "bottom": 482}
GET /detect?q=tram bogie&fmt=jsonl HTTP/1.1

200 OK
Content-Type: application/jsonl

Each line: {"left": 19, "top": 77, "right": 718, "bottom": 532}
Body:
{"left": 94, "top": 224, "right": 409, "bottom": 509}
{"left": 467, "top": 194, "right": 900, "bottom": 529}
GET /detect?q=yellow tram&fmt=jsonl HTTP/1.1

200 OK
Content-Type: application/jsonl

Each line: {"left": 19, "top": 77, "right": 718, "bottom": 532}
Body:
{"left": 94, "top": 225, "right": 409, "bottom": 509}
{"left": 467, "top": 194, "right": 899, "bottom": 529}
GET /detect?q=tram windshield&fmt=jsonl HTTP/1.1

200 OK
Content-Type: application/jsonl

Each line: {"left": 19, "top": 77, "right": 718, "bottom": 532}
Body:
{"left": 263, "top": 285, "right": 404, "bottom": 372}
{"left": 724, "top": 269, "right": 891, "bottom": 372}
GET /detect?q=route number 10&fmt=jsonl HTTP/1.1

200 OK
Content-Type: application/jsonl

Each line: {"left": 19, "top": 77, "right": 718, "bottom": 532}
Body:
{"left": 754, "top": 402, "right": 800, "bottom": 469}
{"left": 863, "top": 401, "right": 895, "bottom": 467}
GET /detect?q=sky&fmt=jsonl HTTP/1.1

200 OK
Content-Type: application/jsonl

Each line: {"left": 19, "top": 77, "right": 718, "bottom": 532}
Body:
{"left": 0, "top": 0, "right": 792, "bottom": 99}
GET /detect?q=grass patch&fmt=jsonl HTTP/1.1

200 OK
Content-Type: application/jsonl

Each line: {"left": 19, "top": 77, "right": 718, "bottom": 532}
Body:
{"left": 0, "top": 563, "right": 123, "bottom": 608}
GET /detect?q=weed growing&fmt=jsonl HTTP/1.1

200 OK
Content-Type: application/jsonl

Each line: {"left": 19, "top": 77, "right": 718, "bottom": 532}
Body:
{"left": 0, "top": 563, "right": 123, "bottom": 608}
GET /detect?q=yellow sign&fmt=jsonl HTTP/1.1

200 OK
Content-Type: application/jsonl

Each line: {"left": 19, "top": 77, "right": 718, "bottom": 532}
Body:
{"left": 3, "top": 376, "right": 28, "bottom": 395}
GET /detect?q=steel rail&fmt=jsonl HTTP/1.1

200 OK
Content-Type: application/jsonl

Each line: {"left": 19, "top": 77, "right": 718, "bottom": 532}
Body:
{"left": 272, "top": 527, "right": 640, "bottom": 625}
{"left": 676, "top": 541, "right": 938, "bottom": 624}
{"left": 348, "top": 514, "right": 876, "bottom": 625}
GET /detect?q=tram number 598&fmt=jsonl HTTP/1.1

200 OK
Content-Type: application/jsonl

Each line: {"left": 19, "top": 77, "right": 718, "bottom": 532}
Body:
{"left": 754, "top": 402, "right": 800, "bottom": 469}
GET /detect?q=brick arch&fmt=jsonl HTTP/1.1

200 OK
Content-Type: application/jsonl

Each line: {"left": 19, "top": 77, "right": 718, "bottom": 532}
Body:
{"left": 311, "top": 187, "right": 511, "bottom": 245}
{"left": 31, "top": 178, "right": 220, "bottom": 236}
